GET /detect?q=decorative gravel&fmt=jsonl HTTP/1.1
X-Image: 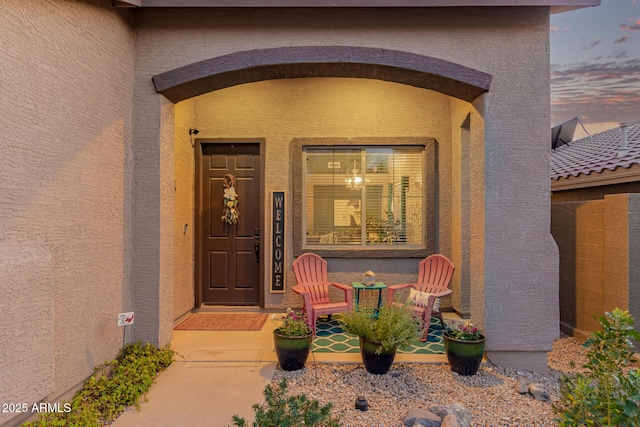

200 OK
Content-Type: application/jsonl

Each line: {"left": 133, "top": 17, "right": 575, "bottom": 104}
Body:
{"left": 272, "top": 334, "right": 588, "bottom": 426}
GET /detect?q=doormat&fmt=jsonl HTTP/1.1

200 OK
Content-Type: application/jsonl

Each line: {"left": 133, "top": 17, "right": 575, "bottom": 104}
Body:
{"left": 312, "top": 316, "right": 445, "bottom": 354}
{"left": 174, "top": 313, "right": 269, "bottom": 331}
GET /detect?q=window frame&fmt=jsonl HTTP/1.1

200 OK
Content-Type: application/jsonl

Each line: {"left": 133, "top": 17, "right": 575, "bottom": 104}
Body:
{"left": 292, "top": 137, "right": 437, "bottom": 258}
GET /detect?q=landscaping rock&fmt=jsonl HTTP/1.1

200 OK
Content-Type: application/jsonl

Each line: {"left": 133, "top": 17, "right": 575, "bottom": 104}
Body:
{"left": 516, "top": 376, "right": 530, "bottom": 394}
{"left": 428, "top": 403, "right": 472, "bottom": 427}
{"left": 441, "top": 414, "right": 462, "bottom": 427}
{"left": 272, "top": 342, "right": 581, "bottom": 427}
{"left": 529, "top": 383, "right": 550, "bottom": 401}
{"left": 403, "top": 408, "right": 441, "bottom": 427}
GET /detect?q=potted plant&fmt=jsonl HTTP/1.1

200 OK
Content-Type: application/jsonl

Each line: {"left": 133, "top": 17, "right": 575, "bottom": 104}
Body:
{"left": 340, "top": 304, "right": 422, "bottom": 374}
{"left": 271, "top": 308, "right": 313, "bottom": 371}
{"left": 443, "top": 320, "right": 486, "bottom": 376}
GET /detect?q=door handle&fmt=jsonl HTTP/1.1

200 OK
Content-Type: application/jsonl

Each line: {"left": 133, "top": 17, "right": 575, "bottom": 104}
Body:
{"left": 254, "top": 228, "right": 260, "bottom": 262}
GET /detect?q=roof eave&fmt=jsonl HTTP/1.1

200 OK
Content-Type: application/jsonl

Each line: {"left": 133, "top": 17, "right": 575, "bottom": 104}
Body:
{"left": 114, "top": 0, "right": 600, "bottom": 8}
{"left": 551, "top": 163, "right": 640, "bottom": 192}
{"left": 550, "top": 4, "right": 599, "bottom": 14}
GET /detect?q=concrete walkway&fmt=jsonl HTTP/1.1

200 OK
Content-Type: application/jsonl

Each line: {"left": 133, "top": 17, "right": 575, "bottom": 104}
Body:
{"left": 111, "top": 310, "right": 455, "bottom": 427}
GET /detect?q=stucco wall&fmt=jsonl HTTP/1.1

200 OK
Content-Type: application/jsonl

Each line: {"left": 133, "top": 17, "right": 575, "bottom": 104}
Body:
{"left": 628, "top": 194, "right": 640, "bottom": 329}
{"left": 450, "top": 98, "right": 473, "bottom": 317}
{"left": 134, "top": 6, "right": 557, "bottom": 367}
{"left": 0, "top": 243, "right": 53, "bottom": 426}
{"left": 552, "top": 200, "right": 605, "bottom": 337}
{"left": 469, "top": 97, "right": 487, "bottom": 336}
{"left": 476, "top": 9, "right": 558, "bottom": 371}
{"left": 552, "top": 194, "right": 640, "bottom": 341}
{"left": 174, "top": 99, "right": 196, "bottom": 320}
{"left": 0, "top": 0, "right": 135, "bottom": 424}
{"left": 192, "top": 78, "right": 455, "bottom": 309}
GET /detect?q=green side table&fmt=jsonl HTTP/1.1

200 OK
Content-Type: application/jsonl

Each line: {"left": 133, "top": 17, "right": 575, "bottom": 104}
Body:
{"left": 351, "top": 281, "right": 387, "bottom": 314}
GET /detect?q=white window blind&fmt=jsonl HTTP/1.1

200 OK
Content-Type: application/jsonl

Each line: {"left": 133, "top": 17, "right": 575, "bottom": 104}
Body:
{"left": 303, "top": 146, "right": 424, "bottom": 248}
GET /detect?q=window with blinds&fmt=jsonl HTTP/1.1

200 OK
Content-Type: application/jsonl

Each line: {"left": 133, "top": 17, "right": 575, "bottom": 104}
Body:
{"left": 303, "top": 146, "right": 424, "bottom": 248}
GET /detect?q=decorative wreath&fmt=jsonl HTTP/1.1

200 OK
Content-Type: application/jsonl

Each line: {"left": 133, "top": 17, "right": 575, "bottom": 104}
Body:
{"left": 221, "top": 174, "right": 240, "bottom": 224}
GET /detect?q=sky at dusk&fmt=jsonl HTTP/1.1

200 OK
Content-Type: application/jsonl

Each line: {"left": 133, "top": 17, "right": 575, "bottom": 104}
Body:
{"left": 551, "top": 0, "right": 640, "bottom": 137}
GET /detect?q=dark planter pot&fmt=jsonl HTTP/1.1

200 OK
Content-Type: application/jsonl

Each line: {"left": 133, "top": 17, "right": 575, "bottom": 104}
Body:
{"left": 443, "top": 333, "right": 486, "bottom": 376}
{"left": 359, "top": 338, "right": 397, "bottom": 375}
{"left": 273, "top": 331, "right": 312, "bottom": 371}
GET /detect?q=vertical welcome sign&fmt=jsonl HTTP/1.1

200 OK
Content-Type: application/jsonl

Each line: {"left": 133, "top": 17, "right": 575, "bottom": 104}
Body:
{"left": 270, "top": 191, "right": 285, "bottom": 293}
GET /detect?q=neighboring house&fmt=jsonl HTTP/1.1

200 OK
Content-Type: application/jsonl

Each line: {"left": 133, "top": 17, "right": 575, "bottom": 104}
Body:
{"left": 0, "top": 1, "right": 598, "bottom": 425}
{"left": 551, "top": 122, "right": 640, "bottom": 340}
{"left": 552, "top": 122, "right": 640, "bottom": 200}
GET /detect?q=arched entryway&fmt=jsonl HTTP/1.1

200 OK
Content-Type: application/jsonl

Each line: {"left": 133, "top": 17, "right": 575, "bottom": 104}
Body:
{"left": 158, "top": 46, "right": 490, "bottom": 315}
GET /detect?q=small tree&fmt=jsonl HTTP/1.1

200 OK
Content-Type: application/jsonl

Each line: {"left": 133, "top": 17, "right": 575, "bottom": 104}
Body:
{"left": 231, "top": 379, "right": 340, "bottom": 427}
{"left": 556, "top": 308, "right": 640, "bottom": 426}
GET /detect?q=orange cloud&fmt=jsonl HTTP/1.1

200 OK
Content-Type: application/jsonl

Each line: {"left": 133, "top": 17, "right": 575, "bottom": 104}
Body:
{"left": 551, "top": 59, "right": 640, "bottom": 124}
{"left": 620, "top": 19, "right": 640, "bottom": 31}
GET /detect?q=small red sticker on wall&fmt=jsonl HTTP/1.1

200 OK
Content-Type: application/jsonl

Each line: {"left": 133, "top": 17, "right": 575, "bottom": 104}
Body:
{"left": 117, "top": 312, "right": 134, "bottom": 326}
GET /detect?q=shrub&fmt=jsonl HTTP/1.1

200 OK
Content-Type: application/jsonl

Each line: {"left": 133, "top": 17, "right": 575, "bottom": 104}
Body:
{"left": 340, "top": 304, "right": 422, "bottom": 354}
{"left": 230, "top": 378, "right": 340, "bottom": 427}
{"left": 23, "top": 341, "right": 175, "bottom": 427}
{"left": 556, "top": 308, "right": 640, "bottom": 426}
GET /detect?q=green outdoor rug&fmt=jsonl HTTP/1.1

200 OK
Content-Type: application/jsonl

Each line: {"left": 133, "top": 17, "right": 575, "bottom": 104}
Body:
{"left": 312, "top": 315, "right": 445, "bottom": 354}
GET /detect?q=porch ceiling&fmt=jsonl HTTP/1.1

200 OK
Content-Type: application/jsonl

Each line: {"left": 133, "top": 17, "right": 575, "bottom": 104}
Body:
{"left": 116, "top": 0, "right": 599, "bottom": 11}
{"left": 152, "top": 46, "right": 492, "bottom": 104}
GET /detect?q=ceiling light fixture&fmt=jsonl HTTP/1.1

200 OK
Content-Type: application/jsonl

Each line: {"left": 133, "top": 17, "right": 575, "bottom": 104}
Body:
{"left": 345, "top": 157, "right": 364, "bottom": 191}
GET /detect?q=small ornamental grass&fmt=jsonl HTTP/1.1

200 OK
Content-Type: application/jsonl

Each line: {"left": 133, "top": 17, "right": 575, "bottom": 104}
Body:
{"left": 272, "top": 308, "right": 312, "bottom": 337}
{"left": 445, "top": 320, "right": 484, "bottom": 341}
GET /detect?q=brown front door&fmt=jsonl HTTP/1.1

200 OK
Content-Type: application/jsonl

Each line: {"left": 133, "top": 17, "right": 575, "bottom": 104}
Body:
{"left": 196, "top": 142, "right": 262, "bottom": 305}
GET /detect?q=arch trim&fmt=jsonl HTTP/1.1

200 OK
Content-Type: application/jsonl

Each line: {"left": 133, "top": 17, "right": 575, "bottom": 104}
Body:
{"left": 152, "top": 46, "right": 492, "bottom": 103}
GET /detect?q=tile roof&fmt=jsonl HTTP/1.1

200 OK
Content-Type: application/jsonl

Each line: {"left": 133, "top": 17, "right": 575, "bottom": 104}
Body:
{"left": 551, "top": 121, "right": 640, "bottom": 180}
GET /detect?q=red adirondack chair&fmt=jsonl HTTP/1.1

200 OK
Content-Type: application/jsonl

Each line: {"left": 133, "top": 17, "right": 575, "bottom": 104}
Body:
{"left": 292, "top": 253, "right": 354, "bottom": 335}
{"left": 386, "top": 254, "right": 455, "bottom": 341}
